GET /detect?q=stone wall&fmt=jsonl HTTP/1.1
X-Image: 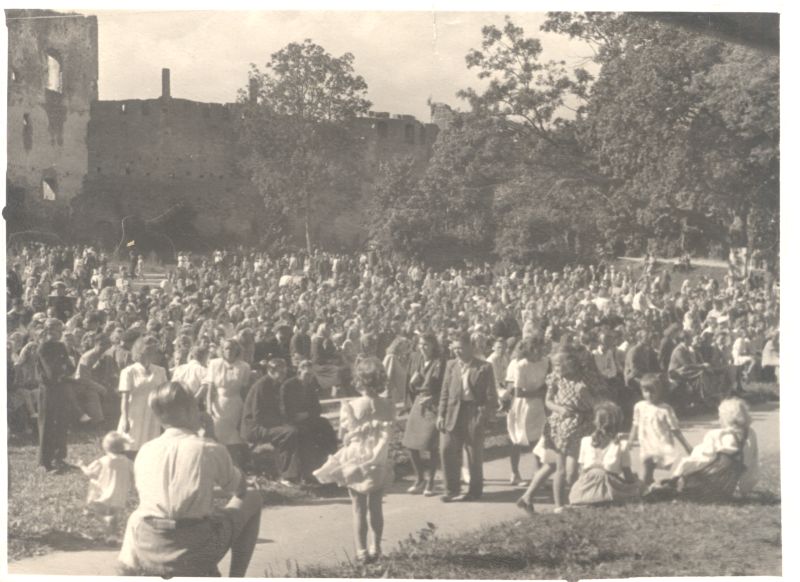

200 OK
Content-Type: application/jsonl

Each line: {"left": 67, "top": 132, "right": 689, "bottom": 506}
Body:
{"left": 5, "top": 9, "right": 98, "bottom": 235}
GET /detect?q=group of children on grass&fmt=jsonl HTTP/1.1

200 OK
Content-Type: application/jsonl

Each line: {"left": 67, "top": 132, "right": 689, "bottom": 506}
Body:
{"left": 77, "top": 356, "right": 760, "bottom": 563}
{"left": 517, "top": 370, "right": 759, "bottom": 514}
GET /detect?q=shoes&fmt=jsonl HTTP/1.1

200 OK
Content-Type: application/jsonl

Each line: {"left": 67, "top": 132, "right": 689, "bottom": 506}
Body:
{"left": 440, "top": 494, "right": 457, "bottom": 503}
{"left": 279, "top": 478, "right": 299, "bottom": 487}
{"left": 407, "top": 481, "right": 426, "bottom": 494}
{"left": 509, "top": 474, "right": 522, "bottom": 486}
{"left": 516, "top": 497, "right": 535, "bottom": 515}
{"left": 79, "top": 414, "right": 92, "bottom": 423}
{"left": 368, "top": 546, "right": 382, "bottom": 561}
{"left": 452, "top": 493, "right": 479, "bottom": 502}
{"left": 423, "top": 484, "right": 438, "bottom": 497}
{"left": 553, "top": 506, "right": 566, "bottom": 514}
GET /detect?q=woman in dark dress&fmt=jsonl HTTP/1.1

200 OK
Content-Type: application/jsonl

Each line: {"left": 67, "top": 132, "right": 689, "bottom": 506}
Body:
{"left": 402, "top": 332, "right": 445, "bottom": 496}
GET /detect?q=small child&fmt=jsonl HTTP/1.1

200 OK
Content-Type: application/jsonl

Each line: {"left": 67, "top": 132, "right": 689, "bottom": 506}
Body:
{"left": 652, "top": 397, "right": 759, "bottom": 501}
{"left": 628, "top": 374, "right": 692, "bottom": 485}
{"left": 569, "top": 401, "right": 643, "bottom": 505}
{"left": 79, "top": 431, "right": 135, "bottom": 542}
{"left": 313, "top": 357, "right": 395, "bottom": 563}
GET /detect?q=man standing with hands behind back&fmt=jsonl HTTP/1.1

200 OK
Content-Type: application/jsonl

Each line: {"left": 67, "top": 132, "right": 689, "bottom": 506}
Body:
{"left": 437, "top": 332, "right": 497, "bottom": 502}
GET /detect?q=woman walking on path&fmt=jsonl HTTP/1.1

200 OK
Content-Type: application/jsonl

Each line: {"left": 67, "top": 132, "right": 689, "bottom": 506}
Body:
{"left": 504, "top": 336, "right": 549, "bottom": 485}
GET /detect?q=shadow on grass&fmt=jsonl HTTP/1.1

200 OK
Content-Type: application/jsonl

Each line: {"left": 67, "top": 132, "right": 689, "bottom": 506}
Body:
{"left": 13, "top": 530, "right": 117, "bottom": 553}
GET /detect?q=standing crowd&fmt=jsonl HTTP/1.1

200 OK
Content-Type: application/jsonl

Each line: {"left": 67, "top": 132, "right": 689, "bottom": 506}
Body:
{"left": 7, "top": 242, "right": 778, "bottom": 573}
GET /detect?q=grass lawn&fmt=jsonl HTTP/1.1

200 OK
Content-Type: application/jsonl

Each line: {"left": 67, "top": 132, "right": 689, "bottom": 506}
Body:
{"left": 296, "top": 450, "right": 781, "bottom": 580}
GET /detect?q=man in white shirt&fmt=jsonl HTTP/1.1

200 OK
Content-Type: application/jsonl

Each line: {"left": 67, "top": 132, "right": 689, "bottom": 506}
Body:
{"left": 118, "top": 382, "right": 262, "bottom": 577}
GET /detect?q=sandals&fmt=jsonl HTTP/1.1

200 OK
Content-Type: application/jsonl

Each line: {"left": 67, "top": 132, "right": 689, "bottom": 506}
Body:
{"left": 407, "top": 481, "right": 426, "bottom": 494}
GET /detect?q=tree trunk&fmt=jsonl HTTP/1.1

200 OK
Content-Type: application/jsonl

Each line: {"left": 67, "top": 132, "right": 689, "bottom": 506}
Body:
{"left": 304, "top": 212, "right": 312, "bottom": 256}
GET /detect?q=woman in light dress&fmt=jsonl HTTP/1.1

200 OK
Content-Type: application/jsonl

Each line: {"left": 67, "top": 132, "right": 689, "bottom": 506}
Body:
{"left": 203, "top": 338, "right": 252, "bottom": 467}
{"left": 118, "top": 336, "right": 168, "bottom": 456}
{"left": 503, "top": 336, "right": 549, "bottom": 485}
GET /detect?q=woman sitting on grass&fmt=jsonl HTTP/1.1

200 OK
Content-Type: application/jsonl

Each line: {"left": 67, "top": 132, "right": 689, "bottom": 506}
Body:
{"left": 569, "top": 401, "right": 643, "bottom": 506}
{"left": 648, "top": 397, "right": 759, "bottom": 501}
{"left": 313, "top": 357, "right": 395, "bottom": 563}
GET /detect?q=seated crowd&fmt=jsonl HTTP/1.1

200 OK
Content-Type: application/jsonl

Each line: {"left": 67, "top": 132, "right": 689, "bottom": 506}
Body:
{"left": 6, "top": 242, "right": 779, "bottom": 570}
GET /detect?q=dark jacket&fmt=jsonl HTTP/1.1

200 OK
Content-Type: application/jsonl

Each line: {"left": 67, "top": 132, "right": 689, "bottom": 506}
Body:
{"left": 438, "top": 357, "right": 497, "bottom": 432}
{"left": 240, "top": 374, "right": 286, "bottom": 443}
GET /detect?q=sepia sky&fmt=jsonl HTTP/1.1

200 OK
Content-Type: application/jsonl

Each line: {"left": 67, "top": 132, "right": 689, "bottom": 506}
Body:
{"left": 82, "top": 10, "right": 594, "bottom": 121}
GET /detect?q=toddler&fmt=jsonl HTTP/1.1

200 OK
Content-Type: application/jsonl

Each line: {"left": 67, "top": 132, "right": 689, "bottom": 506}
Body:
{"left": 628, "top": 374, "right": 692, "bottom": 484}
{"left": 79, "top": 431, "right": 135, "bottom": 542}
{"left": 314, "top": 357, "right": 395, "bottom": 563}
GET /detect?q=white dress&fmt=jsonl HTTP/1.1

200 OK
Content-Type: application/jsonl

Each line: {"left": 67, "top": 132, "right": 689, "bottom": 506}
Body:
{"left": 632, "top": 400, "right": 684, "bottom": 468}
{"left": 672, "top": 427, "right": 759, "bottom": 493}
{"left": 504, "top": 357, "right": 548, "bottom": 446}
{"left": 118, "top": 363, "right": 168, "bottom": 451}
{"left": 205, "top": 358, "right": 251, "bottom": 446}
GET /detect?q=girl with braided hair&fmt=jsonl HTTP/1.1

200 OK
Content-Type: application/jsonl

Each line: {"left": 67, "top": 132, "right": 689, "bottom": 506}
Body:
{"left": 568, "top": 401, "right": 643, "bottom": 505}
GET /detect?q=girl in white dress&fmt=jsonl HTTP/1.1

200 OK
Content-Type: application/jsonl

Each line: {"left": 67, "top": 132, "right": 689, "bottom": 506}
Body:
{"left": 628, "top": 374, "right": 692, "bottom": 484}
{"left": 650, "top": 397, "right": 759, "bottom": 500}
{"left": 314, "top": 358, "right": 395, "bottom": 563}
{"left": 569, "top": 401, "right": 642, "bottom": 505}
{"left": 118, "top": 337, "right": 168, "bottom": 455}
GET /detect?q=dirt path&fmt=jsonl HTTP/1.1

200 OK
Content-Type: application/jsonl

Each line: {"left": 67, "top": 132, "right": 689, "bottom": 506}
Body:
{"left": 7, "top": 402, "right": 779, "bottom": 577}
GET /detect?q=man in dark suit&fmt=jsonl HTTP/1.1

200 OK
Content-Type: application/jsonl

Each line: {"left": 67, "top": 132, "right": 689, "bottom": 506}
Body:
{"left": 436, "top": 332, "right": 498, "bottom": 502}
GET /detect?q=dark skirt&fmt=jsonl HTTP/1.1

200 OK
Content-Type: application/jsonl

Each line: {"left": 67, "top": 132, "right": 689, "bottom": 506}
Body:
{"left": 402, "top": 396, "right": 439, "bottom": 451}
{"left": 653, "top": 453, "right": 744, "bottom": 502}
{"left": 569, "top": 467, "right": 643, "bottom": 505}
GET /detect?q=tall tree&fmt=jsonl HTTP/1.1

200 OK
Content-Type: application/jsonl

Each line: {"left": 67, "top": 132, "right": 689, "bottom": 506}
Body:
{"left": 236, "top": 40, "right": 372, "bottom": 253}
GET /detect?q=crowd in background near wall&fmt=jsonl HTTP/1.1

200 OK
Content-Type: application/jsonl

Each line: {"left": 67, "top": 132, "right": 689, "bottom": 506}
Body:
{"left": 6, "top": 242, "right": 779, "bottom": 472}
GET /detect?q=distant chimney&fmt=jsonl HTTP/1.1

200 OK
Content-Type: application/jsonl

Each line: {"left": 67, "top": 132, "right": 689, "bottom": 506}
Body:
{"left": 248, "top": 77, "right": 258, "bottom": 104}
{"left": 162, "top": 68, "right": 171, "bottom": 99}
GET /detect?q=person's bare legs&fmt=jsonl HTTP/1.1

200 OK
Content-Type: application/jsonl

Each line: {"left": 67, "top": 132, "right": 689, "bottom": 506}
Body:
{"left": 226, "top": 489, "right": 262, "bottom": 577}
{"left": 349, "top": 489, "right": 369, "bottom": 559}
{"left": 553, "top": 453, "right": 567, "bottom": 509}
{"left": 367, "top": 490, "right": 384, "bottom": 556}
{"left": 510, "top": 445, "right": 522, "bottom": 482}
{"left": 408, "top": 449, "right": 425, "bottom": 487}
{"left": 517, "top": 462, "right": 555, "bottom": 510}
{"left": 565, "top": 455, "right": 578, "bottom": 488}
{"left": 642, "top": 458, "right": 656, "bottom": 486}
{"left": 427, "top": 448, "right": 439, "bottom": 489}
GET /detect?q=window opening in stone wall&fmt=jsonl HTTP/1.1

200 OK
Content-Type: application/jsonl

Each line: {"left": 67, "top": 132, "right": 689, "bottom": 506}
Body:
{"left": 405, "top": 124, "right": 415, "bottom": 144}
{"left": 377, "top": 121, "right": 388, "bottom": 139}
{"left": 42, "top": 177, "right": 58, "bottom": 201}
{"left": 46, "top": 51, "right": 63, "bottom": 93}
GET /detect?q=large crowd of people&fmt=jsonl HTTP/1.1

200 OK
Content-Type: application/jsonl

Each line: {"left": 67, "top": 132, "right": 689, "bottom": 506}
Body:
{"left": 6, "top": 242, "right": 779, "bottom": 573}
